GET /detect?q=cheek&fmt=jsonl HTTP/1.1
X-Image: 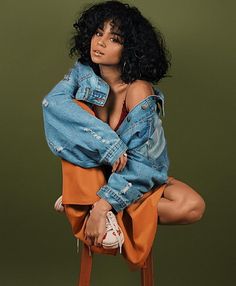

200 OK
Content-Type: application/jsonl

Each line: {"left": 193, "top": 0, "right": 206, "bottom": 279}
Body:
{"left": 111, "top": 46, "right": 123, "bottom": 58}
{"left": 91, "top": 37, "right": 95, "bottom": 47}
{"left": 91, "top": 36, "right": 98, "bottom": 47}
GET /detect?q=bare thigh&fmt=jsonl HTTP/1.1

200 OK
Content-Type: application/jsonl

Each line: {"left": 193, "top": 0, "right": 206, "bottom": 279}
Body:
{"left": 162, "top": 177, "right": 204, "bottom": 203}
{"left": 157, "top": 177, "right": 206, "bottom": 224}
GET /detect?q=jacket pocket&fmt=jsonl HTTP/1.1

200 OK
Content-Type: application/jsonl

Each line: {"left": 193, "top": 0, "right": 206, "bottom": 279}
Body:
{"left": 126, "top": 118, "right": 152, "bottom": 150}
{"left": 133, "top": 114, "right": 166, "bottom": 161}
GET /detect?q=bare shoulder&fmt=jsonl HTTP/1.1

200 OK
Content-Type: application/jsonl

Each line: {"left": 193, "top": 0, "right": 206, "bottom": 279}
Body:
{"left": 126, "top": 80, "right": 155, "bottom": 112}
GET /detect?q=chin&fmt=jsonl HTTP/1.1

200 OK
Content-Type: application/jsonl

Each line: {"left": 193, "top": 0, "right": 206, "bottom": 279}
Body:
{"left": 90, "top": 55, "right": 102, "bottom": 63}
{"left": 91, "top": 58, "right": 103, "bottom": 65}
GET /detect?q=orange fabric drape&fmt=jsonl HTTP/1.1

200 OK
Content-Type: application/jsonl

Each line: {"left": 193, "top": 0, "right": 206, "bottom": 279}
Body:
{"left": 62, "top": 100, "right": 172, "bottom": 270}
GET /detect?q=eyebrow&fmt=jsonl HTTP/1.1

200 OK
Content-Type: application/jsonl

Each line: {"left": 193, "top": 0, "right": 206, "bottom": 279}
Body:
{"left": 97, "top": 26, "right": 122, "bottom": 37}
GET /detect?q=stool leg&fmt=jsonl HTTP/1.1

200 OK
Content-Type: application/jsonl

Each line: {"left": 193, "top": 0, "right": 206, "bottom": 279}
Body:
{"left": 141, "top": 247, "right": 154, "bottom": 286}
{"left": 77, "top": 242, "right": 93, "bottom": 286}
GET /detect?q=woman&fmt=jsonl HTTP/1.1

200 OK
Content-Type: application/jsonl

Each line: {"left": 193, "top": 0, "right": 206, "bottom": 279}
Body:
{"left": 42, "top": 1, "right": 206, "bottom": 250}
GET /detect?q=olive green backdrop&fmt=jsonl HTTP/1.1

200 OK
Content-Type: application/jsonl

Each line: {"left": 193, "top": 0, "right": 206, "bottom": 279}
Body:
{"left": 1, "top": 0, "right": 235, "bottom": 285}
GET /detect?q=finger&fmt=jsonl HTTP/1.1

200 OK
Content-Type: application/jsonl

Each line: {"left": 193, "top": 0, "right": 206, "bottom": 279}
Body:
{"left": 116, "top": 156, "right": 124, "bottom": 172}
{"left": 118, "top": 153, "right": 127, "bottom": 172}
{"left": 86, "top": 236, "right": 93, "bottom": 246}
{"left": 84, "top": 214, "right": 90, "bottom": 225}
{"left": 112, "top": 159, "right": 120, "bottom": 172}
{"left": 94, "top": 236, "right": 97, "bottom": 246}
{"left": 90, "top": 233, "right": 98, "bottom": 244}
{"left": 97, "top": 233, "right": 105, "bottom": 246}
{"left": 121, "top": 154, "right": 128, "bottom": 171}
{"left": 111, "top": 160, "right": 118, "bottom": 172}
{"left": 94, "top": 236, "right": 101, "bottom": 247}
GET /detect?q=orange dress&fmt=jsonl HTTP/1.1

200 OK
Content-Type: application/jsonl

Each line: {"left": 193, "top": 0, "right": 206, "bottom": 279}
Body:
{"left": 62, "top": 100, "right": 174, "bottom": 270}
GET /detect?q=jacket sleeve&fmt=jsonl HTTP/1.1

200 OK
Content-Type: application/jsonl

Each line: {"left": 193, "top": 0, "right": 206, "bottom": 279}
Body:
{"left": 96, "top": 111, "right": 169, "bottom": 213}
{"left": 41, "top": 61, "right": 127, "bottom": 167}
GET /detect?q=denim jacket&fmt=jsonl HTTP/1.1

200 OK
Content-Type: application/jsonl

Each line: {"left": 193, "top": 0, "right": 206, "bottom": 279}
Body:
{"left": 42, "top": 60, "right": 169, "bottom": 212}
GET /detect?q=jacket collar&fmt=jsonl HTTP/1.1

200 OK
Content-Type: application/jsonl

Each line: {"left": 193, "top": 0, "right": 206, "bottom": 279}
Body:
{"left": 76, "top": 61, "right": 110, "bottom": 106}
{"left": 75, "top": 61, "right": 165, "bottom": 116}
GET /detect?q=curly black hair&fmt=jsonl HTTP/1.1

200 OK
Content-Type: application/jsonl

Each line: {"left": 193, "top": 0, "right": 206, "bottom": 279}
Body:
{"left": 68, "top": 0, "right": 171, "bottom": 84}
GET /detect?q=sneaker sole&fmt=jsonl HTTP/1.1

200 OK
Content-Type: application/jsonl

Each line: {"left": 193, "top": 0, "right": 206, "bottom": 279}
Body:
{"left": 102, "top": 235, "right": 124, "bottom": 248}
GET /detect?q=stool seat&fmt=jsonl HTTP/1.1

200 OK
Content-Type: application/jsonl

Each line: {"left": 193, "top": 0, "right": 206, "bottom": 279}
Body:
{"left": 77, "top": 241, "right": 155, "bottom": 286}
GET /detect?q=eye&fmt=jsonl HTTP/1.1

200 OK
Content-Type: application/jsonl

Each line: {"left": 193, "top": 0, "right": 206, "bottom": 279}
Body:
{"left": 95, "top": 31, "right": 102, "bottom": 36}
{"left": 111, "top": 37, "right": 123, "bottom": 45}
{"left": 110, "top": 37, "right": 119, "bottom": 42}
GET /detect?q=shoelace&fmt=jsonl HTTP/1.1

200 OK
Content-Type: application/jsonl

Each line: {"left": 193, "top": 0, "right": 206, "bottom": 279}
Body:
{"left": 76, "top": 239, "right": 92, "bottom": 257}
{"left": 106, "top": 211, "right": 123, "bottom": 254}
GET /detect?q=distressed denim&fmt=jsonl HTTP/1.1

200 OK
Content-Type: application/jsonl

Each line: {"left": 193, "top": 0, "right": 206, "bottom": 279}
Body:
{"left": 42, "top": 60, "right": 169, "bottom": 212}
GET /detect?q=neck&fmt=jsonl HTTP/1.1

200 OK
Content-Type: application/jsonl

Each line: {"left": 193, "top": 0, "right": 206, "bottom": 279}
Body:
{"left": 99, "top": 64, "right": 124, "bottom": 88}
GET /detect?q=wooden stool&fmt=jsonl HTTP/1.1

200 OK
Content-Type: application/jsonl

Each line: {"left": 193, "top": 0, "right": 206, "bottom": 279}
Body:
{"left": 77, "top": 241, "right": 155, "bottom": 286}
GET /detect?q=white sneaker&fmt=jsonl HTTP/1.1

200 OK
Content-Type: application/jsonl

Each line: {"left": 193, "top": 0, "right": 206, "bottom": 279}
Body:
{"left": 54, "top": 195, "right": 64, "bottom": 213}
{"left": 102, "top": 211, "right": 124, "bottom": 254}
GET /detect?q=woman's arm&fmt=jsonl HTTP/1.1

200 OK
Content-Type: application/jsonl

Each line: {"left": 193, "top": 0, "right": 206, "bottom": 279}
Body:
{"left": 97, "top": 147, "right": 169, "bottom": 213}
{"left": 42, "top": 61, "right": 127, "bottom": 167}
{"left": 96, "top": 83, "right": 169, "bottom": 213}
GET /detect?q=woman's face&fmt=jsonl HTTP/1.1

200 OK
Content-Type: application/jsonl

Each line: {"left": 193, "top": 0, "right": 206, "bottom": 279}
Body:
{"left": 90, "top": 20, "right": 124, "bottom": 66}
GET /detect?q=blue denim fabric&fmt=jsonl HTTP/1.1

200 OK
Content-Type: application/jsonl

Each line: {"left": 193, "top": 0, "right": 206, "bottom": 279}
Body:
{"left": 42, "top": 60, "right": 169, "bottom": 212}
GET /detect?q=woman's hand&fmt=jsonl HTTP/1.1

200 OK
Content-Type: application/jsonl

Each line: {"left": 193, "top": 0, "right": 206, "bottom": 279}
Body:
{"left": 84, "top": 202, "right": 110, "bottom": 247}
{"left": 112, "top": 152, "right": 128, "bottom": 172}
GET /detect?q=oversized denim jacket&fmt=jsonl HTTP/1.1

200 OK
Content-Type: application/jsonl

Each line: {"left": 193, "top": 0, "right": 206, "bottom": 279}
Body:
{"left": 42, "top": 60, "right": 170, "bottom": 212}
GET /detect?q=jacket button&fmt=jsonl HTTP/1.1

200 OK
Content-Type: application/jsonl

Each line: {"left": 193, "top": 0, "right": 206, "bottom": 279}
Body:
{"left": 42, "top": 99, "right": 49, "bottom": 107}
{"left": 141, "top": 104, "right": 148, "bottom": 110}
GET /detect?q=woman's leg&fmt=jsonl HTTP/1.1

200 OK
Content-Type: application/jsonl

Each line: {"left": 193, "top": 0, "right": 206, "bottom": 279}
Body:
{"left": 157, "top": 177, "right": 206, "bottom": 225}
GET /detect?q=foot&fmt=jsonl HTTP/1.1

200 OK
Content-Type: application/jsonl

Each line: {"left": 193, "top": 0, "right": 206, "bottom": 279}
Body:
{"left": 102, "top": 211, "right": 124, "bottom": 254}
{"left": 54, "top": 195, "right": 64, "bottom": 213}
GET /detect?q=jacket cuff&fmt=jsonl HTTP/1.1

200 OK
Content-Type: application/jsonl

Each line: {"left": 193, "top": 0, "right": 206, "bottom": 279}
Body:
{"left": 101, "top": 139, "right": 128, "bottom": 166}
{"left": 96, "top": 185, "right": 143, "bottom": 213}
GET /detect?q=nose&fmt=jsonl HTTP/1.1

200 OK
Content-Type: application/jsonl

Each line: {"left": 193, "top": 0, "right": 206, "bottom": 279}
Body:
{"left": 98, "top": 39, "right": 106, "bottom": 48}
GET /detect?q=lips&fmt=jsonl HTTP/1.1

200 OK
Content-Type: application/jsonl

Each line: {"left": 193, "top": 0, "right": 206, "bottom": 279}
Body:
{"left": 93, "top": 49, "right": 104, "bottom": 55}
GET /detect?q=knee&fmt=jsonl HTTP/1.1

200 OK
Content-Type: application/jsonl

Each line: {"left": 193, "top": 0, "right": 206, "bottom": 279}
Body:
{"left": 179, "top": 196, "right": 206, "bottom": 224}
